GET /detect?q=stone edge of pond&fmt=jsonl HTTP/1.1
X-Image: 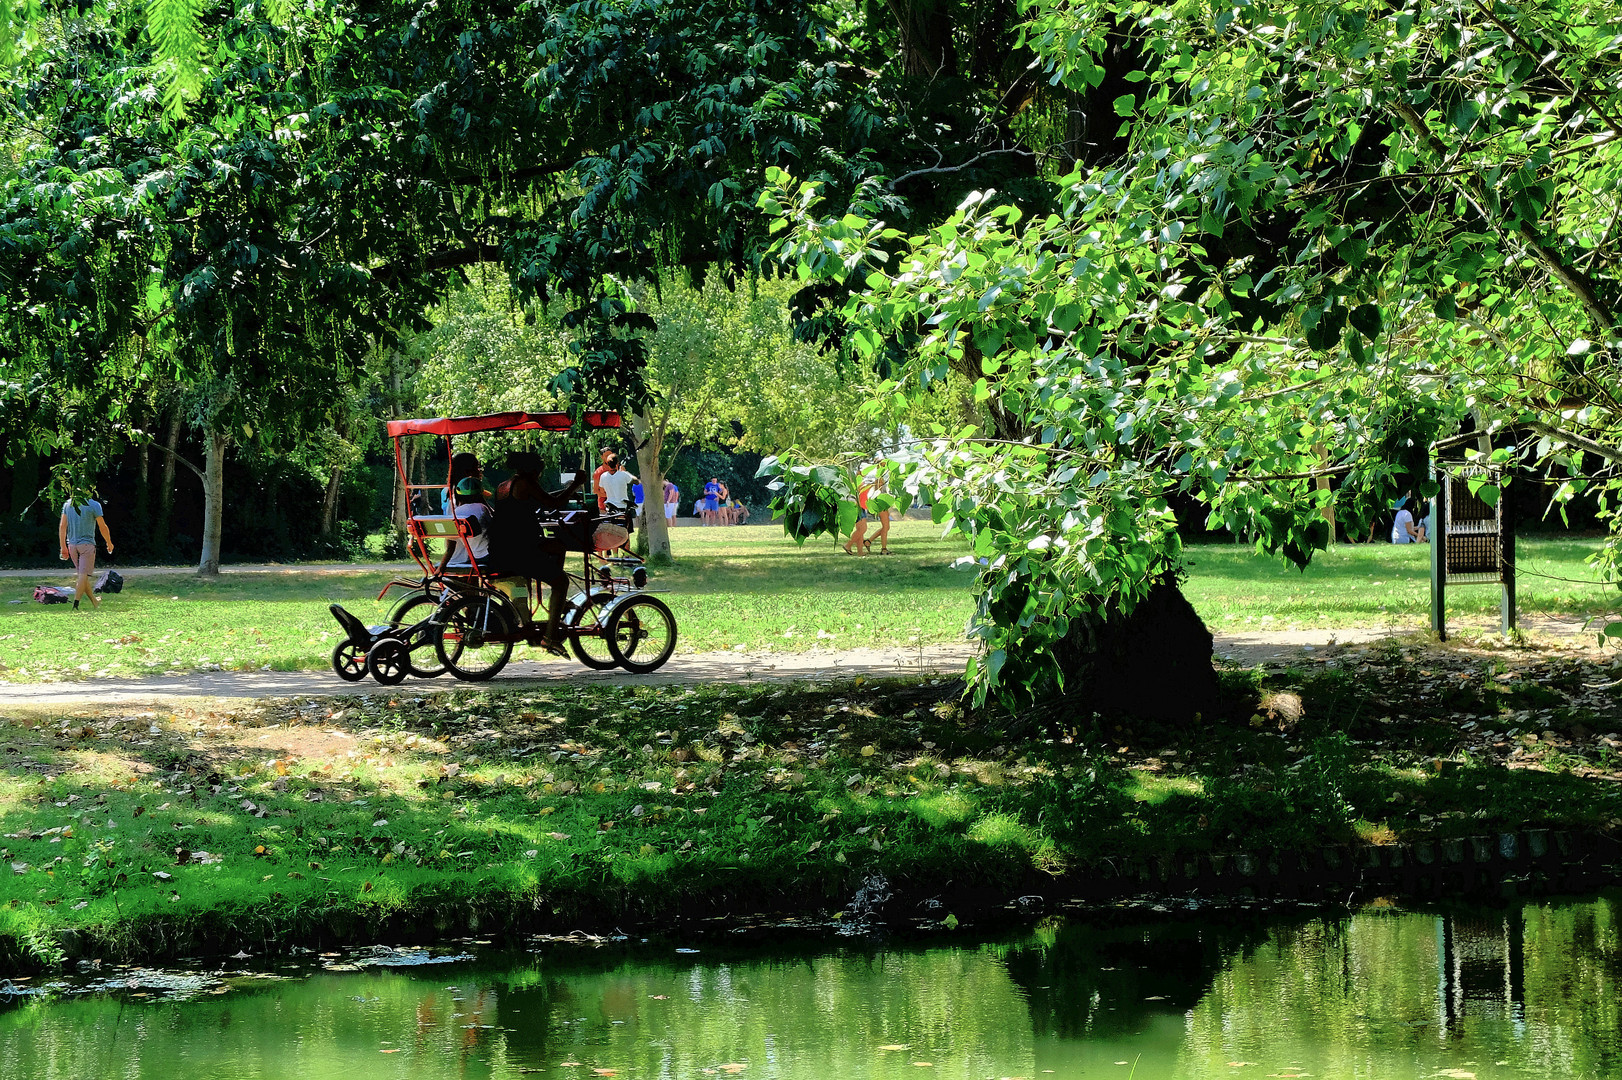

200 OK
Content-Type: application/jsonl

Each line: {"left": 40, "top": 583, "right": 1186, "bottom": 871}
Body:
{"left": 8, "top": 826, "right": 1618, "bottom": 976}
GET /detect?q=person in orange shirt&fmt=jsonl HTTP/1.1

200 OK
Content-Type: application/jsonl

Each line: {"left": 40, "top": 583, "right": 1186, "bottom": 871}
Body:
{"left": 591, "top": 448, "right": 617, "bottom": 512}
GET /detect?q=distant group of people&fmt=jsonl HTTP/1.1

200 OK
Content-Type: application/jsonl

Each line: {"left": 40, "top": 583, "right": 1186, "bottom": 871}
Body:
{"left": 694, "top": 477, "right": 747, "bottom": 525}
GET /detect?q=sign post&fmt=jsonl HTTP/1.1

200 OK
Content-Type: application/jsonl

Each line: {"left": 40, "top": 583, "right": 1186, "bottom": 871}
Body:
{"left": 1430, "top": 463, "right": 1515, "bottom": 641}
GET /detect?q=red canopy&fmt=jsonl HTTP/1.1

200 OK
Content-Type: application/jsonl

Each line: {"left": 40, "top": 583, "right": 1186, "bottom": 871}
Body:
{"left": 386, "top": 411, "right": 622, "bottom": 438}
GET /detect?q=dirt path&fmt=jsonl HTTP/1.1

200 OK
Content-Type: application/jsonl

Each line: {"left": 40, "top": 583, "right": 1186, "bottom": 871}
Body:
{"left": 0, "top": 616, "right": 1595, "bottom": 708}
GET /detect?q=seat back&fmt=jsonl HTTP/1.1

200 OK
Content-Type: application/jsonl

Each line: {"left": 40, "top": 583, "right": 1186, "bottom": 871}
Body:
{"left": 410, "top": 515, "right": 461, "bottom": 541}
{"left": 328, "top": 603, "right": 370, "bottom": 644}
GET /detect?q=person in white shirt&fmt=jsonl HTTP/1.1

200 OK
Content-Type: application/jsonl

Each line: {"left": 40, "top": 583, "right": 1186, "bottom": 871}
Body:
{"left": 1391, "top": 496, "right": 1427, "bottom": 544}
{"left": 599, "top": 459, "right": 638, "bottom": 514}
{"left": 439, "top": 476, "right": 492, "bottom": 571}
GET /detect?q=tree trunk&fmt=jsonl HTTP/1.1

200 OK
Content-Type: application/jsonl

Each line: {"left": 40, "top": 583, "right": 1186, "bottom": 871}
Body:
{"left": 883, "top": 0, "right": 957, "bottom": 79}
{"left": 631, "top": 410, "right": 672, "bottom": 565}
{"left": 155, "top": 404, "right": 181, "bottom": 547}
{"left": 198, "top": 431, "right": 228, "bottom": 576}
{"left": 1049, "top": 572, "right": 1219, "bottom": 723}
{"left": 320, "top": 466, "right": 343, "bottom": 537}
{"left": 956, "top": 342, "right": 1214, "bottom": 722}
{"left": 133, "top": 423, "right": 151, "bottom": 541}
{"left": 10, "top": 451, "right": 36, "bottom": 520}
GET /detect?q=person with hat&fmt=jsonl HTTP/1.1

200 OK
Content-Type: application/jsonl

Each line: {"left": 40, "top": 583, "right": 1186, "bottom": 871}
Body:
{"left": 438, "top": 475, "right": 493, "bottom": 573}
{"left": 1391, "top": 494, "right": 1427, "bottom": 544}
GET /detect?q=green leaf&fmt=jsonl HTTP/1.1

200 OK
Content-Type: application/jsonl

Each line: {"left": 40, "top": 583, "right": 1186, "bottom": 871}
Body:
{"left": 1113, "top": 94, "right": 1136, "bottom": 117}
{"left": 1348, "top": 303, "right": 1383, "bottom": 340}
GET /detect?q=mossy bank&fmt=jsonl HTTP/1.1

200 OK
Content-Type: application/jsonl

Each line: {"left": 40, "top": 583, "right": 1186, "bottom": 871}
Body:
{"left": 2, "top": 640, "right": 1621, "bottom": 968}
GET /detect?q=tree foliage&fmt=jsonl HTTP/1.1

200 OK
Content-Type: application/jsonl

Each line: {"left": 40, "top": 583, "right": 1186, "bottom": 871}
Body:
{"left": 763, "top": 0, "right": 1622, "bottom": 706}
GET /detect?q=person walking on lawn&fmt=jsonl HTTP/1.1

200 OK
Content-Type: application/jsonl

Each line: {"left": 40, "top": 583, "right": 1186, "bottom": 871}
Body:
{"left": 663, "top": 478, "right": 680, "bottom": 528}
{"left": 59, "top": 489, "right": 114, "bottom": 610}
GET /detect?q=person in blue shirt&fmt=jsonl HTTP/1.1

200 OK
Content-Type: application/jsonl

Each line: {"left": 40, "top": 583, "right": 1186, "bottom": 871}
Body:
{"left": 59, "top": 490, "right": 114, "bottom": 610}
{"left": 632, "top": 480, "right": 644, "bottom": 525}
{"left": 703, "top": 477, "right": 722, "bottom": 526}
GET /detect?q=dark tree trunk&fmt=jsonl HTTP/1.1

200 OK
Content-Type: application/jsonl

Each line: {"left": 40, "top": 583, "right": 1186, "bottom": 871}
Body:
{"left": 320, "top": 466, "right": 343, "bottom": 537}
{"left": 956, "top": 341, "right": 1215, "bottom": 721}
{"left": 155, "top": 404, "right": 181, "bottom": 546}
{"left": 1051, "top": 573, "right": 1218, "bottom": 722}
{"left": 133, "top": 429, "right": 151, "bottom": 542}
{"left": 884, "top": 0, "right": 957, "bottom": 79}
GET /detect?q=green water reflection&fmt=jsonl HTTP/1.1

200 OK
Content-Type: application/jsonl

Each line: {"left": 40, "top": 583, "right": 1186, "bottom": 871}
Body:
{"left": 2, "top": 897, "right": 1617, "bottom": 1079}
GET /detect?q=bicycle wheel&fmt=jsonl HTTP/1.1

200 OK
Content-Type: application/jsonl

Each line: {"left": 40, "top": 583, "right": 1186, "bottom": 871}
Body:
{"left": 389, "top": 591, "right": 454, "bottom": 678}
{"left": 567, "top": 590, "right": 619, "bottom": 670}
{"left": 606, "top": 595, "right": 677, "bottom": 674}
{"left": 367, "top": 638, "right": 410, "bottom": 685}
{"left": 331, "top": 640, "right": 367, "bottom": 682}
{"left": 434, "top": 591, "right": 516, "bottom": 681}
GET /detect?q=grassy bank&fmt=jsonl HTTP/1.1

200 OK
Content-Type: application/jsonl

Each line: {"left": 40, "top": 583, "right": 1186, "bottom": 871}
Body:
{"left": 3, "top": 530, "right": 1617, "bottom": 682}
{"left": 1, "top": 641, "right": 1619, "bottom": 965}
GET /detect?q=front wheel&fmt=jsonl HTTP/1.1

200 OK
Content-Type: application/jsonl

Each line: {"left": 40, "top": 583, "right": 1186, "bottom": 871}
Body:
{"left": 434, "top": 591, "right": 516, "bottom": 682}
{"left": 606, "top": 595, "right": 677, "bottom": 674}
{"left": 331, "top": 641, "right": 367, "bottom": 682}
{"left": 567, "top": 591, "right": 620, "bottom": 670}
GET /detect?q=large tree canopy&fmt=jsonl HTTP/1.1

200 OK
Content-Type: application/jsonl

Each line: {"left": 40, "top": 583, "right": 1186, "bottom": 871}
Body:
{"left": 762, "top": 0, "right": 1622, "bottom": 708}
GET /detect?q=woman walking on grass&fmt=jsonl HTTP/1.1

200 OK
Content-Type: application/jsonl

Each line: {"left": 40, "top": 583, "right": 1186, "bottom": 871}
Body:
{"left": 59, "top": 489, "right": 113, "bottom": 610}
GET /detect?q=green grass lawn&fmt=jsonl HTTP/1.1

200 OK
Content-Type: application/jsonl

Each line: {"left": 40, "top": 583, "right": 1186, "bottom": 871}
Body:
{"left": 1183, "top": 535, "right": 1620, "bottom": 630}
{"left": 0, "top": 521, "right": 976, "bottom": 680}
{"left": 3, "top": 524, "right": 1618, "bottom": 681}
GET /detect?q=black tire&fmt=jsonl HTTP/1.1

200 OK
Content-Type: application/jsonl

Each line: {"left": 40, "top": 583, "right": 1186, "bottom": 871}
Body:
{"left": 388, "top": 591, "right": 454, "bottom": 678}
{"left": 331, "top": 641, "right": 367, "bottom": 682}
{"left": 606, "top": 595, "right": 678, "bottom": 674}
{"left": 367, "top": 638, "right": 410, "bottom": 685}
{"left": 434, "top": 591, "right": 516, "bottom": 682}
{"left": 567, "top": 591, "right": 620, "bottom": 670}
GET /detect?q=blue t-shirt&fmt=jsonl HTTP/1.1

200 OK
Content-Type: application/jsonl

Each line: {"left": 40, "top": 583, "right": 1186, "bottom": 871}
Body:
{"left": 62, "top": 500, "right": 102, "bottom": 545}
{"left": 632, "top": 483, "right": 644, "bottom": 503}
{"left": 704, "top": 482, "right": 721, "bottom": 500}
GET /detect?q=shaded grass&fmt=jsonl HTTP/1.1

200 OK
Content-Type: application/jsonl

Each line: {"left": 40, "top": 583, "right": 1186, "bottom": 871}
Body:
{"left": 1, "top": 646, "right": 1619, "bottom": 964}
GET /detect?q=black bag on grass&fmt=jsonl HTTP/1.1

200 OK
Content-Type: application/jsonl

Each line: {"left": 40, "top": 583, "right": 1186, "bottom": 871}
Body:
{"left": 95, "top": 570, "right": 123, "bottom": 594}
{"left": 33, "top": 585, "right": 73, "bottom": 604}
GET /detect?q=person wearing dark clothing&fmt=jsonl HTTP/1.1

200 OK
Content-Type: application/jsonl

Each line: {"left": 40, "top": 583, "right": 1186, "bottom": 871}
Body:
{"left": 493, "top": 450, "right": 586, "bottom": 655}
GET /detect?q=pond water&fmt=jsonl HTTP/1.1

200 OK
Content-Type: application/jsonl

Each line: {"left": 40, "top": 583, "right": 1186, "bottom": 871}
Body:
{"left": 2, "top": 896, "right": 1618, "bottom": 1079}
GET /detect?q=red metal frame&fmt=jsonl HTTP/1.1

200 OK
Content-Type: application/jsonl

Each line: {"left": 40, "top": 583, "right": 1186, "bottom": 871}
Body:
{"left": 388, "top": 410, "right": 623, "bottom": 587}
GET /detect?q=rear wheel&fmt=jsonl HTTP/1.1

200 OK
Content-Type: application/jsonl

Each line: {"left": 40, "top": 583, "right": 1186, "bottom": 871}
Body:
{"left": 367, "top": 638, "right": 410, "bottom": 685}
{"left": 567, "top": 591, "right": 620, "bottom": 670}
{"left": 331, "top": 641, "right": 367, "bottom": 682}
{"left": 606, "top": 595, "right": 677, "bottom": 674}
{"left": 389, "top": 591, "right": 453, "bottom": 678}
{"left": 434, "top": 591, "right": 516, "bottom": 681}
